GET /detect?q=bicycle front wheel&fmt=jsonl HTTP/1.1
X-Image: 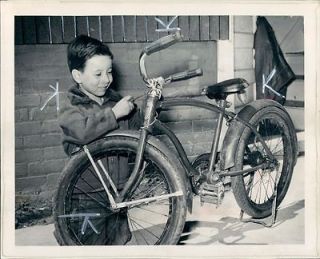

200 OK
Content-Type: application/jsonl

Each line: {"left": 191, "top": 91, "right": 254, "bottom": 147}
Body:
{"left": 54, "top": 136, "right": 187, "bottom": 245}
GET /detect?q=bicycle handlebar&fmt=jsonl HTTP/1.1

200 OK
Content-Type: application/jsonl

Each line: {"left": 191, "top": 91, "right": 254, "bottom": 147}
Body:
{"left": 165, "top": 68, "right": 203, "bottom": 83}
{"left": 139, "top": 31, "right": 203, "bottom": 84}
{"left": 143, "top": 31, "right": 183, "bottom": 56}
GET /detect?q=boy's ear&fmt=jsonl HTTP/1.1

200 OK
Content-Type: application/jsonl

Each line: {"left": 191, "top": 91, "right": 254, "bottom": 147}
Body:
{"left": 71, "top": 69, "right": 82, "bottom": 84}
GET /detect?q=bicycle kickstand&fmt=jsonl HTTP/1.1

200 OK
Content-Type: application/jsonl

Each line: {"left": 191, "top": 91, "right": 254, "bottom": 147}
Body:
{"left": 239, "top": 169, "right": 281, "bottom": 228}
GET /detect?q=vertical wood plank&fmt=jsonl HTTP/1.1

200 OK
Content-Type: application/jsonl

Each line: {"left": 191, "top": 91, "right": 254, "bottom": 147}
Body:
{"left": 136, "top": 16, "right": 146, "bottom": 42}
{"left": 22, "top": 16, "right": 37, "bottom": 44}
{"left": 76, "top": 16, "right": 88, "bottom": 36}
{"left": 123, "top": 16, "right": 136, "bottom": 42}
{"left": 35, "top": 16, "right": 50, "bottom": 44}
{"left": 157, "top": 16, "right": 168, "bottom": 38}
{"left": 178, "top": 16, "right": 189, "bottom": 41}
{"left": 101, "top": 16, "right": 112, "bottom": 42}
{"left": 200, "top": 16, "right": 210, "bottom": 41}
{"left": 170, "top": 15, "right": 179, "bottom": 31}
{"left": 219, "top": 16, "right": 229, "bottom": 40}
{"left": 146, "top": 16, "right": 157, "bottom": 42}
{"left": 189, "top": 16, "right": 200, "bottom": 41}
{"left": 15, "top": 16, "right": 24, "bottom": 44}
{"left": 63, "top": 16, "right": 76, "bottom": 43}
{"left": 88, "top": 16, "right": 100, "bottom": 40}
{"left": 112, "top": 15, "right": 124, "bottom": 42}
{"left": 209, "top": 16, "right": 219, "bottom": 40}
{"left": 50, "top": 16, "right": 63, "bottom": 43}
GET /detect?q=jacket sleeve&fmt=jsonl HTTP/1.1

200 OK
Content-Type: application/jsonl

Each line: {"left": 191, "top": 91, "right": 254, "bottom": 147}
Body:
{"left": 58, "top": 105, "right": 119, "bottom": 145}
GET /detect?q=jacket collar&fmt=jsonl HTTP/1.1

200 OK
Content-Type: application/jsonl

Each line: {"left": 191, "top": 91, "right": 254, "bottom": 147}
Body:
{"left": 68, "top": 85, "right": 121, "bottom": 105}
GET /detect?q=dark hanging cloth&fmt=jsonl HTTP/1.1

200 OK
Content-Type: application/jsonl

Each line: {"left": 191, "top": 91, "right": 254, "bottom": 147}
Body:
{"left": 254, "top": 16, "right": 295, "bottom": 105}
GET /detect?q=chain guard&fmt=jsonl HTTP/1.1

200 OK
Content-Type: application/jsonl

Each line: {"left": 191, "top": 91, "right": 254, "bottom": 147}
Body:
{"left": 191, "top": 153, "right": 228, "bottom": 206}
{"left": 191, "top": 153, "right": 219, "bottom": 194}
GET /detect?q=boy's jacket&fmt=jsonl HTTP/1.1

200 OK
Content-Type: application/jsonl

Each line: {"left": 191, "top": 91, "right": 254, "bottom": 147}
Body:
{"left": 59, "top": 85, "right": 140, "bottom": 155}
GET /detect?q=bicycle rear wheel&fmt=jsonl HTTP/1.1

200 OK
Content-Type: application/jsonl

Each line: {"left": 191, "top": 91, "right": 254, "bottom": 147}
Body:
{"left": 54, "top": 136, "right": 187, "bottom": 245}
{"left": 230, "top": 102, "right": 296, "bottom": 218}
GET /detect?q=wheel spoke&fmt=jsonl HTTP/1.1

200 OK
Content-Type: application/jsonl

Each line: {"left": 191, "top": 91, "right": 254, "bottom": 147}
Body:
{"left": 128, "top": 214, "right": 166, "bottom": 231}
{"left": 270, "top": 136, "right": 283, "bottom": 155}
{"left": 268, "top": 171, "right": 276, "bottom": 187}
{"left": 260, "top": 172, "right": 271, "bottom": 202}
{"left": 262, "top": 120, "right": 271, "bottom": 148}
{"left": 73, "top": 186, "right": 109, "bottom": 209}
{"left": 79, "top": 174, "right": 106, "bottom": 201}
{"left": 128, "top": 218, "right": 151, "bottom": 245}
{"left": 132, "top": 203, "right": 170, "bottom": 217}
{"left": 128, "top": 214, "right": 139, "bottom": 244}
{"left": 132, "top": 179, "right": 167, "bottom": 200}
{"left": 255, "top": 172, "right": 262, "bottom": 203}
{"left": 72, "top": 187, "right": 105, "bottom": 195}
{"left": 266, "top": 173, "right": 273, "bottom": 199}
{"left": 69, "top": 224, "right": 83, "bottom": 245}
{"left": 127, "top": 214, "right": 161, "bottom": 241}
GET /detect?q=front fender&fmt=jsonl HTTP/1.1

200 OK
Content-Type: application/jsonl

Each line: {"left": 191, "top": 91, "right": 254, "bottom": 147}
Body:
{"left": 105, "top": 130, "right": 193, "bottom": 213}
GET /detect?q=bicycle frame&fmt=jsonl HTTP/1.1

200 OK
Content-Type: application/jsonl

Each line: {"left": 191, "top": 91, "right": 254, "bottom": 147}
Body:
{"left": 81, "top": 81, "right": 278, "bottom": 207}
{"left": 84, "top": 31, "right": 278, "bottom": 206}
{"left": 156, "top": 98, "right": 276, "bottom": 177}
{"left": 111, "top": 89, "right": 277, "bottom": 204}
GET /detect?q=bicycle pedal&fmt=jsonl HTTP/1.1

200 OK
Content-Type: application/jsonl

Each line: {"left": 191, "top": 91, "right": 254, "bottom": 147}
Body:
{"left": 199, "top": 182, "right": 224, "bottom": 207}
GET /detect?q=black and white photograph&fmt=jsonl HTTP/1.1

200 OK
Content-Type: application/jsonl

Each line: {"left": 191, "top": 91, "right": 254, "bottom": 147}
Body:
{"left": 1, "top": 1, "right": 319, "bottom": 258}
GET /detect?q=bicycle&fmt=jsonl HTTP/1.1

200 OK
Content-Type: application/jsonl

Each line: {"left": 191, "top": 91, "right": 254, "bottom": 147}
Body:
{"left": 53, "top": 30, "right": 298, "bottom": 245}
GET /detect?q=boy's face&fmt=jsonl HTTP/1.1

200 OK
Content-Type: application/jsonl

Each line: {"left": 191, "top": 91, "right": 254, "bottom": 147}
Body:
{"left": 72, "top": 55, "right": 113, "bottom": 97}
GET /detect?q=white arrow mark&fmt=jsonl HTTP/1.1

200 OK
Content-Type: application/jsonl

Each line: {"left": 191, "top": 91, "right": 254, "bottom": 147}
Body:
{"left": 155, "top": 16, "right": 180, "bottom": 32}
{"left": 262, "top": 67, "right": 285, "bottom": 99}
{"left": 40, "top": 81, "right": 60, "bottom": 111}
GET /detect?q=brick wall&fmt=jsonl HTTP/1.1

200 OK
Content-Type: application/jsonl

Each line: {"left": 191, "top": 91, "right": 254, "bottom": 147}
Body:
{"left": 15, "top": 45, "right": 72, "bottom": 210}
{"left": 15, "top": 41, "right": 218, "bottom": 208}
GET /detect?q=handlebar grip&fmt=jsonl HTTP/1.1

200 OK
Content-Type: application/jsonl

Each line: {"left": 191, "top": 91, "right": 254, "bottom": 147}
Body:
{"left": 143, "top": 31, "right": 183, "bottom": 55}
{"left": 168, "top": 68, "right": 203, "bottom": 82}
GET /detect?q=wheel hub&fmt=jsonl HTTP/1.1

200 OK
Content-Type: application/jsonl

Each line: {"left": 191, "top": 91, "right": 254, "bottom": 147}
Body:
{"left": 246, "top": 150, "right": 265, "bottom": 167}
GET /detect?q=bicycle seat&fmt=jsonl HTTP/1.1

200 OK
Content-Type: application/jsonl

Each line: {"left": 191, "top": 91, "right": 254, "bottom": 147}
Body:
{"left": 202, "top": 78, "right": 249, "bottom": 100}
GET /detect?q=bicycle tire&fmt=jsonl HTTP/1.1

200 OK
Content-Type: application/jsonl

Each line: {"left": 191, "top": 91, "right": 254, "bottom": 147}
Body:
{"left": 54, "top": 135, "right": 187, "bottom": 245}
{"left": 230, "top": 100, "right": 296, "bottom": 218}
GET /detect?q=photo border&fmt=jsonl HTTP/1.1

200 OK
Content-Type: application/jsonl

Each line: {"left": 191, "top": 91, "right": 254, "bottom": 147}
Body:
{"left": 1, "top": 0, "right": 319, "bottom": 258}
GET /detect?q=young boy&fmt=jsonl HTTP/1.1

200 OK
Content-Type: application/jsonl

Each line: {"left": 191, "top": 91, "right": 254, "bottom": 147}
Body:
{"left": 59, "top": 35, "right": 140, "bottom": 245}
{"left": 59, "top": 35, "right": 139, "bottom": 156}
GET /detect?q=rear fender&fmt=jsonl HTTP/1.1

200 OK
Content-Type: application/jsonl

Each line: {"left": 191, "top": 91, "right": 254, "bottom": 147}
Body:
{"left": 220, "top": 99, "right": 298, "bottom": 170}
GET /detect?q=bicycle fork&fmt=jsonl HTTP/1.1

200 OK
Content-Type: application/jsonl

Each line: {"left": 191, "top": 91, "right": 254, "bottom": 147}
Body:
{"left": 83, "top": 90, "right": 183, "bottom": 211}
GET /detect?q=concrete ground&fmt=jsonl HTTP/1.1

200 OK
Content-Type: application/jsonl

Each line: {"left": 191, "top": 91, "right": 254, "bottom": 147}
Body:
{"left": 15, "top": 156, "right": 304, "bottom": 246}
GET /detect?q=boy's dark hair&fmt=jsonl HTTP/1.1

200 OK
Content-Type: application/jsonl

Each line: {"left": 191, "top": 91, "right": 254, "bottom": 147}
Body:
{"left": 67, "top": 35, "right": 113, "bottom": 72}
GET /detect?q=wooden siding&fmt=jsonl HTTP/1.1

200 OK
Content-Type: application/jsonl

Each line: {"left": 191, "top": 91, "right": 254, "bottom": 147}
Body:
{"left": 15, "top": 15, "right": 229, "bottom": 44}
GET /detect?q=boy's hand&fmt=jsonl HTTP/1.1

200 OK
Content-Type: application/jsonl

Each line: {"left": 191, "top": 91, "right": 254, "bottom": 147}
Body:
{"left": 112, "top": 96, "right": 135, "bottom": 120}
